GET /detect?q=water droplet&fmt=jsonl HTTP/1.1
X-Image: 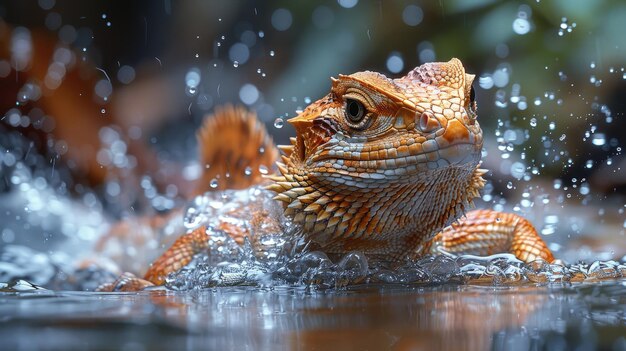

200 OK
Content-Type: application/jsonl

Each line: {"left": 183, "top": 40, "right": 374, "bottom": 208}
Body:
{"left": 239, "top": 84, "right": 259, "bottom": 105}
{"left": 185, "top": 68, "right": 201, "bottom": 88}
{"left": 478, "top": 75, "right": 494, "bottom": 90}
{"left": 274, "top": 118, "right": 284, "bottom": 129}
{"left": 559, "top": 134, "right": 566, "bottom": 141}
{"left": 512, "top": 18, "right": 531, "bottom": 35}
{"left": 591, "top": 133, "right": 606, "bottom": 146}
{"left": 244, "top": 167, "right": 252, "bottom": 176}
{"left": 259, "top": 165, "right": 269, "bottom": 175}
{"left": 271, "top": 8, "right": 293, "bottom": 31}
{"left": 210, "top": 178, "right": 218, "bottom": 188}
{"left": 580, "top": 183, "right": 590, "bottom": 195}
{"left": 386, "top": 52, "right": 404, "bottom": 73}
{"left": 100, "top": 108, "right": 105, "bottom": 114}
{"left": 94, "top": 80, "right": 113, "bottom": 99}
{"left": 553, "top": 179, "right": 562, "bottom": 189}
{"left": 233, "top": 61, "right": 239, "bottom": 68}
{"left": 338, "top": 0, "right": 359, "bottom": 8}
{"left": 402, "top": 5, "right": 423, "bottom": 27}
{"left": 269, "top": 50, "right": 275, "bottom": 57}
{"left": 529, "top": 118, "right": 537, "bottom": 127}
{"left": 494, "top": 90, "right": 508, "bottom": 108}
{"left": 117, "top": 65, "right": 136, "bottom": 84}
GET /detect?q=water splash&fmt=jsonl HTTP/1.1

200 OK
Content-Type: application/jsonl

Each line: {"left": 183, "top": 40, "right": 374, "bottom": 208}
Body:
{"left": 167, "top": 188, "right": 626, "bottom": 290}
{"left": 165, "top": 249, "right": 626, "bottom": 291}
{"left": 3, "top": 183, "right": 626, "bottom": 291}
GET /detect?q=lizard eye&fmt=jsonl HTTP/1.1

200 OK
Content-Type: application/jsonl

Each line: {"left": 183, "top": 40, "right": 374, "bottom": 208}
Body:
{"left": 345, "top": 99, "right": 366, "bottom": 123}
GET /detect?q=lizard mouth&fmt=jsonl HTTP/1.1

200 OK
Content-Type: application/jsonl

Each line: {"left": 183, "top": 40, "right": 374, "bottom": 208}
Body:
{"left": 310, "top": 141, "right": 479, "bottom": 164}
{"left": 291, "top": 117, "right": 339, "bottom": 163}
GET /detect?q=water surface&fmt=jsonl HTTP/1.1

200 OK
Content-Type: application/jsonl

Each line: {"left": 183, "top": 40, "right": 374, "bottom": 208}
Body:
{"left": 2, "top": 281, "right": 626, "bottom": 350}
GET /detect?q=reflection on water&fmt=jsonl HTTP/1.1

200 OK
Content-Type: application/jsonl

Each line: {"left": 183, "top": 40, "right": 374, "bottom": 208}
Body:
{"left": 2, "top": 282, "right": 626, "bottom": 350}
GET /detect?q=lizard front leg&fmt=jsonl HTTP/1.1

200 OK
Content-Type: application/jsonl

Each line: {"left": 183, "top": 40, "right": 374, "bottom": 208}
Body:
{"left": 143, "top": 225, "right": 211, "bottom": 285}
{"left": 423, "top": 209, "right": 554, "bottom": 262}
{"left": 97, "top": 226, "right": 210, "bottom": 291}
{"left": 98, "top": 214, "right": 258, "bottom": 291}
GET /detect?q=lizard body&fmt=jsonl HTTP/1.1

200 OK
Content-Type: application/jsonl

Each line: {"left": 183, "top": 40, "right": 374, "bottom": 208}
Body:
{"left": 99, "top": 59, "right": 553, "bottom": 290}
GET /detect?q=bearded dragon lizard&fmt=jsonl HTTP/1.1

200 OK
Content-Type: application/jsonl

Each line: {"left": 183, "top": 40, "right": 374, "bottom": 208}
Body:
{"left": 99, "top": 59, "right": 553, "bottom": 291}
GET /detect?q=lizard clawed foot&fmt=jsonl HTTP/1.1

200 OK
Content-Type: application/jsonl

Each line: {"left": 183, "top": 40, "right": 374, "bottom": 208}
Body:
{"left": 425, "top": 209, "right": 554, "bottom": 262}
{"left": 96, "top": 272, "right": 155, "bottom": 292}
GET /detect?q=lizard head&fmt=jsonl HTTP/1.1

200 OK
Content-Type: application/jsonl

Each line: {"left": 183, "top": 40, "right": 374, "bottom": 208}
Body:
{"left": 268, "top": 58, "right": 485, "bottom": 258}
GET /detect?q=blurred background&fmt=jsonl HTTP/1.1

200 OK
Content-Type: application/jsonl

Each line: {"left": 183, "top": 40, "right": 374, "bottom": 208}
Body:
{"left": 0, "top": 0, "right": 625, "bottom": 262}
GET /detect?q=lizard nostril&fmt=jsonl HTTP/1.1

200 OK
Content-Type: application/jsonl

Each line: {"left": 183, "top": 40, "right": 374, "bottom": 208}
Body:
{"left": 417, "top": 111, "right": 440, "bottom": 133}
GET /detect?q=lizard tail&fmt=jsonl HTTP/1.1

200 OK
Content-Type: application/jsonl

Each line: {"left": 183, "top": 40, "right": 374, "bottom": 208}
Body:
{"left": 194, "top": 104, "right": 279, "bottom": 194}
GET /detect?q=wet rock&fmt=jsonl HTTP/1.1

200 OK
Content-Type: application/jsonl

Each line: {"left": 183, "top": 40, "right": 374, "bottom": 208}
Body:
{"left": 0, "top": 279, "right": 48, "bottom": 292}
{"left": 0, "top": 245, "right": 56, "bottom": 286}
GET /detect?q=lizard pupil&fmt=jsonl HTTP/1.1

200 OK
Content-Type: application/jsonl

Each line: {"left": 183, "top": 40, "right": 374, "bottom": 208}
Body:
{"left": 346, "top": 99, "right": 365, "bottom": 123}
